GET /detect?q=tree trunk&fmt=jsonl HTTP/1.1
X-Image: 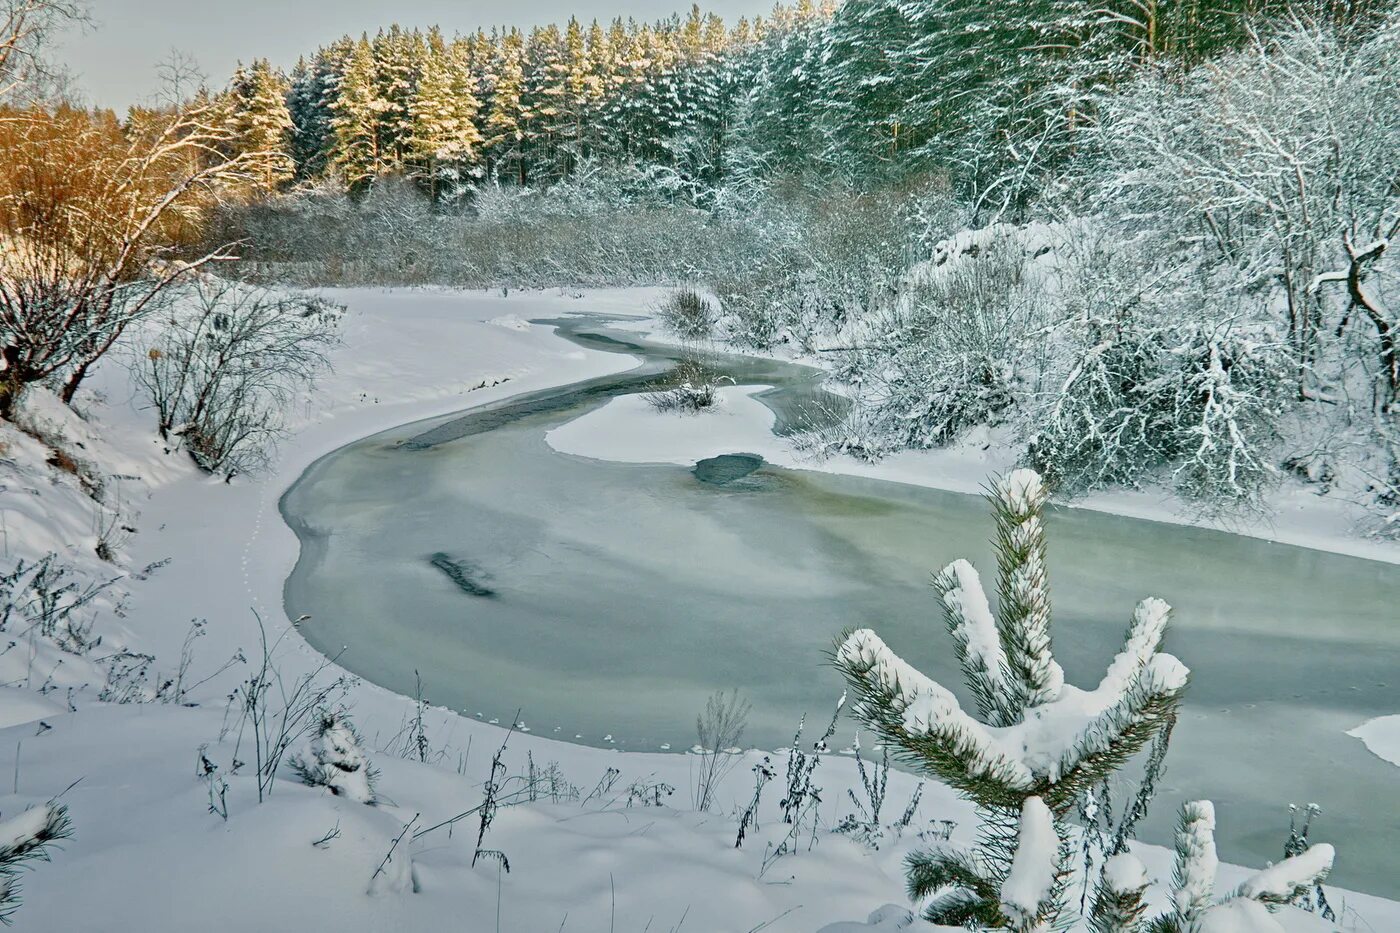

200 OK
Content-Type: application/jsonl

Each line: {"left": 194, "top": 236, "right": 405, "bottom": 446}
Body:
{"left": 0, "top": 347, "right": 27, "bottom": 419}
{"left": 60, "top": 359, "right": 91, "bottom": 406}
{"left": 1346, "top": 238, "right": 1398, "bottom": 407}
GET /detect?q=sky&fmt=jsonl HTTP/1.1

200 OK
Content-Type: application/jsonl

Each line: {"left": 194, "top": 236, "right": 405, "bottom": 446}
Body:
{"left": 55, "top": 0, "right": 776, "bottom": 110}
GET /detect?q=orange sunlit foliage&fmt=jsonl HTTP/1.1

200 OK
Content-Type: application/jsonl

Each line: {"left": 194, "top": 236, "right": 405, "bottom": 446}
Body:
{"left": 0, "top": 99, "right": 259, "bottom": 412}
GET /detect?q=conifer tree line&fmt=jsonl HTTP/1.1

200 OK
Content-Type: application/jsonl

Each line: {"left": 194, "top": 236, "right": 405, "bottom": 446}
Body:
{"left": 220, "top": 4, "right": 826, "bottom": 199}
{"left": 214, "top": 0, "right": 1391, "bottom": 205}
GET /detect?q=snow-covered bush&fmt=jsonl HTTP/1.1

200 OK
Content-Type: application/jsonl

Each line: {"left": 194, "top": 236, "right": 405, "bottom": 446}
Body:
{"left": 834, "top": 469, "right": 1188, "bottom": 929}
{"left": 1032, "top": 324, "right": 1291, "bottom": 506}
{"left": 832, "top": 239, "right": 1041, "bottom": 454}
{"left": 645, "top": 359, "right": 728, "bottom": 414}
{"left": 701, "top": 178, "right": 942, "bottom": 353}
{"left": 290, "top": 709, "right": 378, "bottom": 804}
{"left": 0, "top": 802, "right": 72, "bottom": 924}
{"left": 213, "top": 169, "right": 753, "bottom": 289}
{"left": 135, "top": 277, "right": 340, "bottom": 477}
{"left": 656, "top": 288, "right": 716, "bottom": 341}
{"left": 1054, "top": 13, "right": 1400, "bottom": 516}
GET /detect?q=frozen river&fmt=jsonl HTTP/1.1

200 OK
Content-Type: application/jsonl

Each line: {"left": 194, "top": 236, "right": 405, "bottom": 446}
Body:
{"left": 282, "top": 317, "right": 1400, "bottom": 897}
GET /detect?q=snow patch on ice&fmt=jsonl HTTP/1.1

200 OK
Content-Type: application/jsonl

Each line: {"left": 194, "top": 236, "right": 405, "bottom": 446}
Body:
{"left": 1347, "top": 714, "right": 1400, "bottom": 768}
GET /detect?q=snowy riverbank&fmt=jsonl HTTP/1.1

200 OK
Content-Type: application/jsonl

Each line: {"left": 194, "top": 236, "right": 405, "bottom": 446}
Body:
{"left": 1, "top": 287, "right": 1395, "bottom": 931}
{"left": 588, "top": 315, "right": 1400, "bottom": 569}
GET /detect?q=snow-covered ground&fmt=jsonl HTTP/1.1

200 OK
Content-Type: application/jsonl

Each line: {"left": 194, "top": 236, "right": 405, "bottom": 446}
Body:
{"left": 0, "top": 287, "right": 1395, "bottom": 931}
{"left": 1350, "top": 716, "right": 1400, "bottom": 769}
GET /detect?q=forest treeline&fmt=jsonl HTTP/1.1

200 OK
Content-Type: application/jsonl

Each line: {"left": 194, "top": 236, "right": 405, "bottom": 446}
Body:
{"left": 217, "top": 0, "right": 1389, "bottom": 205}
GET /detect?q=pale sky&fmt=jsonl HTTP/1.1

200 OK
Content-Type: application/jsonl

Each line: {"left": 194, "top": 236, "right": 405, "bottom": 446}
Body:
{"left": 56, "top": 0, "right": 776, "bottom": 110}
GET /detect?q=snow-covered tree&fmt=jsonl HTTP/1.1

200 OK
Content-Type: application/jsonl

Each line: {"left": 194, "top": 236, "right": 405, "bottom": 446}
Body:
{"left": 225, "top": 58, "right": 294, "bottom": 192}
{"left": 287, "top": 51, "right": 336, "bottom": 180}
{"left": 482, "top": 29, "right": 527, "bottom": 184}
{"left": 407, "top": 29, "right": 482, "bottom": 199}
{"left": 327, "top": 35, "right": 381, "bottom": 192}
{"left": 834, "top": 469, "right": 1188, "bottom": 928}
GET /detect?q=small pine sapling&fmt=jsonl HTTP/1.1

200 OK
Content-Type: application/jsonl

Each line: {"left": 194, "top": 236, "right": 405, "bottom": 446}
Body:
{"left": 290, "top": 709, "right": 378, "bottom": 804}
{"left": 0, "top": 802, "right": 72, "bottom": 925}
{"left": 834, "top": 469, "right": 1189, "bottom": 929}
{"left": 1280, "top": 803, "right": 1334, "bottom": 920}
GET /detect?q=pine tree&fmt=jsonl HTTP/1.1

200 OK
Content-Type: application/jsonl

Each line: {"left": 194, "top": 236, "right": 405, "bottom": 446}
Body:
{"left": 371, "top": 25, "right": 426, "bottom": 169}
{"left": 287, "top": 52, "right": 336, "bottom": 180}
{"left": 483, "top": 29, "right": 527, "bottom": 184}
{"left": 290, "top": 709, "right": 378, "bottom": 804}
{"left": 407, "top": 29, "right": 483, "bottom": 199}
{"left": 1134, "top": 800, "right": 1335, "bottom": 932}
{"left": 522, "top": 24, "right": 568, "bottom": 181}
{"left": 226, "top": 58, "right": 294, "bottom": 192}
{"left": 834, "top": 469, "right": 1189, "bottom": 928}
{"left": 328, "top": 35, "right": 382, "bottom": 192}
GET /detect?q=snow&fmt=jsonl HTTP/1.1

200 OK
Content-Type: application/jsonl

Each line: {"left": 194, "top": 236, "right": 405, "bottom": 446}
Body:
{"left": 0, "top": 688, "right": 63, "bottom": 730}
{"left": 1102, "top": 852, "right": 1148, "bottom": 894}
{"left": 1236, "top": 845, "right": 1335, "bottom": 902}
{"left": 0, "top": 286, "right": 1393, "bottom": 931}
{"left": 1175, "top": 800, "right": 1220, "bottom": 920}
{"left": 0, "top": 806, "right": 54, "bottom": 855}
{"left": 998, "top": 468, "right": 1045, "bottom": 517}
{"left": 1197, "top": 897, "right": 1290, "bottom": 933}
{"left": 1000, "top": 796, "right": 1057, "bottom": 925}
{"left": 1347, "top": 715, "right": 1400, "bottom": 768}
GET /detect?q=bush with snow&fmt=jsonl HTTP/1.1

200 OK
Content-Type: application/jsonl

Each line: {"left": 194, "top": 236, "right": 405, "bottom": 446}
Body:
{"left": 829, "top": 236, "right": 1042, "bottom": 455}
{"left": 656, "top": 288, "right": 716, "bottom": 341}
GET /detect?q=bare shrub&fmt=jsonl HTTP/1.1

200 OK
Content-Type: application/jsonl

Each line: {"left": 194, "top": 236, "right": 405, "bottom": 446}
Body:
{"left": 0, "top": 98, "right": 262, "bottom": 417}
{"left": 691, "top": 688, "right": 749, "bottom": 811}
{"left": 231, "top": 611, "right": 351, "bottom": 805}
{"left": 134, "top": 277, "right": 340, "bottom": 477}
{"left": 0, "top": 552, "right": 114, "bottom": 654}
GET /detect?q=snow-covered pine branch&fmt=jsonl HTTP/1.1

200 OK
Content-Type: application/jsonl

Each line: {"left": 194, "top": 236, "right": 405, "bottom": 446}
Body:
{"left": 834, "top": 468, "right": 1187, "bottom": 928}
{"left": 1090, "top": 852, "right": 1150, "bottom": 933}
{"left": 1148, "top": 798, "right": 1335, "bottom": 932}
{"left": 0, "top": 802, "right": 72, "bottom": 924}
{"left": 999, "top": 796, "right": 1064, "bottom": 932}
